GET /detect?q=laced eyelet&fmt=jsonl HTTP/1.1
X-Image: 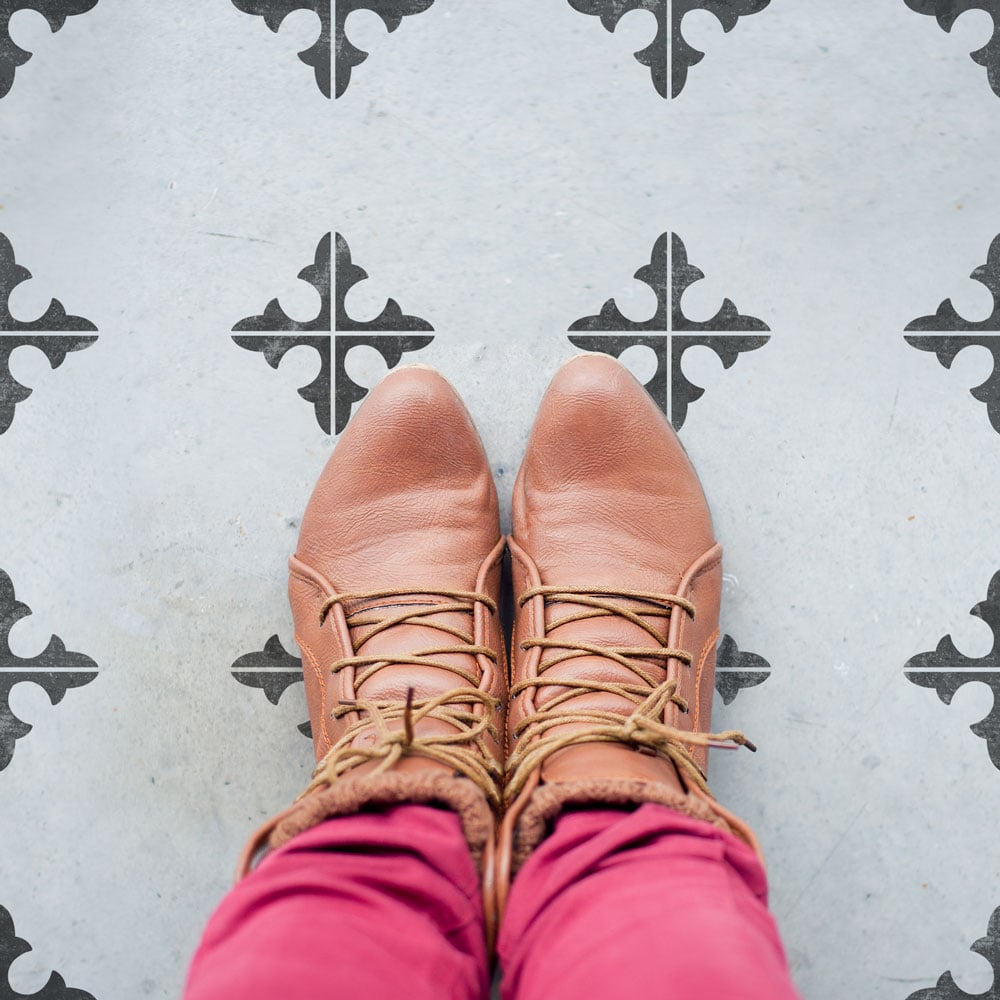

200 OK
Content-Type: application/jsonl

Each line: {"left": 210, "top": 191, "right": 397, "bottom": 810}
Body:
{"left": 501, "top": 586, "right": 753, "bottom": 805}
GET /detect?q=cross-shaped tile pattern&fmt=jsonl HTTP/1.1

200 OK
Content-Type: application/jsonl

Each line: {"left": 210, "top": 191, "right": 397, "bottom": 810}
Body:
{"left": 904, "top": 1, "right": 1000, "bottom": 99}
{"left": 0, "top": 233, "right": 98, "bottom": 435}
{"left": 905, "top": 570, "right": 1000, "bottom": 771}
{"left": 0, "top": 568, "right": 98, "bottom": 772}
{"left": 0, "top": 905, "right": 95, "bottom": 1000}
{"left": 905, "top": 234, "right": 1000, "bottom": 434}
{"left": 0, "top": 0, "right": 98, "bottom": 100}
{"left": 566, "top": 0, "right": 771, "bottom": 98}
{"left": 232, "top": 232, "right": 434, "bottom": 434}
{"left": 905, "top": 906, "right": 1000, "bottom": 1000}
{"left": 230, "top": 0, "right": 436, "bottom": 98}
{"left": 568, "top": 232, "right": 770, "bottom": 430}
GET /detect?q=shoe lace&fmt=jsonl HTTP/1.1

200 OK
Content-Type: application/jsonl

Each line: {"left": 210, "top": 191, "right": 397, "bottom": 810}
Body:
{"left": 298, "top": 588, "right": 504, "bottom": 810}
{"left": 504, "top": 586, "right": 755, "bottom": 804}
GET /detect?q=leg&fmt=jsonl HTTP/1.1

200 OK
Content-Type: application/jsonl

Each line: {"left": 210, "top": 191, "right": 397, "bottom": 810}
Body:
{"left": 184, "top": 367, "right": 505, "bottom": 997}
{"left": 184, "top": 804, "right": 488, "bottom": 1000}
{"left": 499, "top": 355, "right": 798, "bottom": 998}
{"left": 499, "top": 804, "right": 800, "bottom": 1000}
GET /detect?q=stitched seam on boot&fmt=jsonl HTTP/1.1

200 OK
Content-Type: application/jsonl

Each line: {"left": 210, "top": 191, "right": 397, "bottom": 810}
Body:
{"left": 696, "top": 552, "right": 723, "bottom": 577}
{"left": 297, "top": 636, "right": 330, "bottom": 753}
{"left": 692, "top": 626, "right": 719, "bottom": 735}
{"left": 684, "top": 553, "right": 721, "bottom": 738}
{"left": 509, "top": 543, "right": 535, "bottom": 640}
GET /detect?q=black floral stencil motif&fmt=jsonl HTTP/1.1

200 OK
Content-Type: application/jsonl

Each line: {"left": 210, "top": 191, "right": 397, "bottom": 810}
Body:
{"left": 567, "top": 0, "right": 770, "bottom": 98}
{"left": 233, "top": 233, "right": 434, "bottom": 435}
{"left": 906, "top": 907, "right": 1000, "bottom": 999}
{"left": 0, "top": 906, "right": 95, "bottom": 999}
{"left": 0, "top": 569, "right": 97, "bottom": 771}
{"left": 905, "top": 1, "right": 1000, "bottom": 99}
{"left": 232, "top": 634, "right": 311, "bottom": 737}
{"left": 234, "top": 630, "right": 767, "bottom": 740}
{"left": 714, "top": 634, "right": 770, "bottom": 704}
{"left": 569, "top": 232, "right": 769, "bottom": 429}
{"left": 905, "top": 571, "right": 1000, "bottom": 771}
{"left": 0, "top": 234, "right": 97, "bottom": 435}
{"left": 906, "top": 234, "right": 1000, "bottom": 434}
{"left": 0, "top": 0, "right": 98, "bottom": 100}
{"left": 231, "top": 0, "right": 435, "bottom": 98}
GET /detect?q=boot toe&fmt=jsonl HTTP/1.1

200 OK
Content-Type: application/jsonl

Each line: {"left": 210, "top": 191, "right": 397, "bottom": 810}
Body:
{"left": 513, "top": 354, "right": 714, "bottom": 591}
{"left": 297, "top": 365, "right": 499, "bottom": 592}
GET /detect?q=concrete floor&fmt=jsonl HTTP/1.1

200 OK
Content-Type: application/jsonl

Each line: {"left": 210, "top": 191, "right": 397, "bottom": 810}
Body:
{"left": 2, "top": 2, "right": 1000, "bottom": 997}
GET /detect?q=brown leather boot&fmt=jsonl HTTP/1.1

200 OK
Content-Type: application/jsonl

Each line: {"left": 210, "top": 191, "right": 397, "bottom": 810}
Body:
{"left": 238, "top": 366, "right": 506, "bottom": 892}
{"left": 495, "top": 354, "right": 761, "bottom": 916}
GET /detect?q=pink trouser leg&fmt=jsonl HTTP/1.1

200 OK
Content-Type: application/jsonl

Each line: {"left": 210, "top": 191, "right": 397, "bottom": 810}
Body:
{"left": 498, "top": 803, "right": 802, "bottom": 1000}
{"left": 182, "top": 804, "right": 488, "bottom": 1000}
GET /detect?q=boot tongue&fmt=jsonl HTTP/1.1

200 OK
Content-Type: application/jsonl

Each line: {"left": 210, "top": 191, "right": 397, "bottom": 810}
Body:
{"left": 533, "top": 595, "right": 675, "bottom": 721}
{"left": 528, "top": 594, "right": 693, "bottom": 789}
{"left": 342, "top": 594, "right": 482, "bottom": 744}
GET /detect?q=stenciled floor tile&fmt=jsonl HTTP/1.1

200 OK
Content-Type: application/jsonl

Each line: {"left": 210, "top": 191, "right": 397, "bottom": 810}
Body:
{"left": 905, "top": 234, "right": 1000, "bottom": 434}
{"left": 566, "top": 0, "right": 771, "bottom": 98}
{"left": 230, "top": 0, "right": 436, "bottom": 98}
{"left": 0, "top": 906, "right": 94, "bottom": 1000}
{"left": 231, "top": 634, "right": 311, "bottom": 737}
{"left": 904, "top": 570, "right": 1000, "bottom": 771}
{"left": 568, "top": 232, "right": 770, "bottom": 430}
{"left": 0, "top": 233, "right": 98, "bottom": 435}
{"left": 6, "top": 5, "right": 1000, "bottom": 998}
{"left": 232, "top": 232, "right": 434, "bottom": 434}
{"left": 0, "top": 0, "right": 98, "bottom": 100}
{"left": 0, "top": 569, "right": 98, "bottom": 772}
{"left": 714, "top": 634, "right": 770, "bottom": 705}
{"left": 904, "top": 1, "right": 1000, "bottom": 98}
{"left": 232, "top": 629, "right": 770, "bottom": 741}
{"left": 906, "top": 907, "right": 1000, "bottom": 1000}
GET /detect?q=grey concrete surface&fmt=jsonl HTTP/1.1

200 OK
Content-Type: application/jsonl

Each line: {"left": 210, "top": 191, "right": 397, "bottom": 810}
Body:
{"left": 2, "top": 2, "right": 1000, "bottom": 998}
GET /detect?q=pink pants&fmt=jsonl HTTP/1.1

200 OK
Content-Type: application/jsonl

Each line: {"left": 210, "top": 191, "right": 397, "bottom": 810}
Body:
{"left": 184, "top": 802, "right": 801, "bottom": 999}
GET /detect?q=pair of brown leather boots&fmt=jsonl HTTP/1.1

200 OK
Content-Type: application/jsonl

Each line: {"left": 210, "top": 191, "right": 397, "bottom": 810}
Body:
{"left": 237, "top": 353, "right": 761, "bottom": 944}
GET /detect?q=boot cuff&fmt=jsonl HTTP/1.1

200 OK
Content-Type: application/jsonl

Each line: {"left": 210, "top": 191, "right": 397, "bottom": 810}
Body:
{"left": 269, "top": 771, "right": 496, "bottom": 869}
{"left": 511, "top": 778, "right": 732, "bottom": 873}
